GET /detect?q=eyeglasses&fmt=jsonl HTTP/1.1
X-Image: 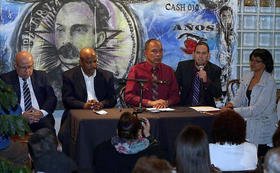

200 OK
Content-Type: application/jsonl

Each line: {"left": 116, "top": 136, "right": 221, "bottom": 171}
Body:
{"left": 249, "top": 59, "right": 263, "bottom": 63}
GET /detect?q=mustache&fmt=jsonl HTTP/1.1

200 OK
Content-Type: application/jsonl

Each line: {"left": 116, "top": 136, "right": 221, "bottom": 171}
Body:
{"left": 58, "top": 43, "right": 79, "bottom": 59}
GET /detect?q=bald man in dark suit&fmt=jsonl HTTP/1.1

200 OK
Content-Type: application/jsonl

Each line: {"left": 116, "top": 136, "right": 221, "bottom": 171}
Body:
{"left": 0, "top": 51, "right": 57, "bottom": 132}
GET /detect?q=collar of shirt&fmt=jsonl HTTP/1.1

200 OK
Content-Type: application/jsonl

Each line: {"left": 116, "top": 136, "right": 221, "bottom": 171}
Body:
{"left": 19, "top": 76, "right": 31, "bottom": 84}
{"left": 144, "top": 61, "right": 161, "bottom": 73}
{"left": 18, "top": 76, "right": 47, "bottom": 116}
{"left": 81, "top": 67, "right": 98, "bottom": 101}
{"left": 81, "top": 67, "right": 96, "bottom": 79}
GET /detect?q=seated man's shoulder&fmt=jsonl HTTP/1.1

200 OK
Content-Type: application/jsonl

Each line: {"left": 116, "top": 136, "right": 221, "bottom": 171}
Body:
{"left": 62, "top": 66, "right": 80, "bottom": 77}
{"left": 161, "top": 63, "right": 174, "bottom": 70}
{"left": 208, "top": 61, "right": 221, "bottom": 70}
{"left": 0, "top": 70, "right": 16, "bottom": 79}
{"left": 177, "top": 60, "right": 194, "bottom": 68}
{"left": 131, "top": 62, "right": 146, "bottom": 69}
{"left": 33, "top": 69, "right": 48, "bottom": 76}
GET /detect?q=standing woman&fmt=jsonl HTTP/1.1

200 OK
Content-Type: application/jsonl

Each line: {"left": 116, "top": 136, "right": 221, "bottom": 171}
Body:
{"left": 223, "top": 48, "right": 277, "bottom": 157}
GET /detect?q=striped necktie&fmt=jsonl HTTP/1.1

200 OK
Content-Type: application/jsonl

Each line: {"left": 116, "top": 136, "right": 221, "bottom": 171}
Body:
{"left": 151, "top": 67, "right": 158, "bottom": 101}
{"left": 23, "top": 78, "right": 32, "bottom": 111}
{"left": 192, "top": 72, "right": 200, "bottom": 106}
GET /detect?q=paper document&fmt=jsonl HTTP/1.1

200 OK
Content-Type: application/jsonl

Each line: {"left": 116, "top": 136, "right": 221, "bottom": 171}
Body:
{"left": 146, "top": 108, "right": 175, "bottom": 112}
{"left": 190, "top": 106, "right": 220, "bottom": 112}
{"left": 94, "top": 110, "right": 108, "bottom": 115}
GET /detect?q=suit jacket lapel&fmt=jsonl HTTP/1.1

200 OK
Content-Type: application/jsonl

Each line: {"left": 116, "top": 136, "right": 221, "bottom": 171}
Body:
{"left": 12, "top": 71, "right": 21, "bottom": 102}
{"left": 77, "top": 68, "right": 87, "bottom": 101}
{"left": 94, "top": 70, "right": 102, "bottom": 99}
{"left": 30, "top": 72, "right": 37, "bottom": 94}
{"left": 185, "top": 60, "right": 194, "bottom": 85}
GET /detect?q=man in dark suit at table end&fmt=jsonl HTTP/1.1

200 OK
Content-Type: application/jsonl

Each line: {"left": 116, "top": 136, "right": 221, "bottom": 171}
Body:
{"left": 61, "top": 47, "right": 116, "bottom": 112}
{"left": 0, "top": 51, "right": 57, "bottom": 132}
{"left": 175, "top": 42, "right": 222, "bottom": 107}
{"left": 59, "top": 47, "right": 116, "bottom": 155}
{"left": 125, "top": 39, "right": 179, "bottom": 108}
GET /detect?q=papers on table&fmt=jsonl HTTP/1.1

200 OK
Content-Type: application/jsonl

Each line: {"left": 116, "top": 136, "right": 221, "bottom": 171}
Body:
{"left": 94, "top": 110, "right": 108, "bottom": 115}
{"left": 146, "top": 108, "right": 175, "bottom": 113}
{"left": 189, "top": 106, "right": 220, "bottom": 112}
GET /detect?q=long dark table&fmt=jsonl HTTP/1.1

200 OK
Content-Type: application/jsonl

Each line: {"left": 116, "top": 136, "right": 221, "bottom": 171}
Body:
{"left": 61, "top": 107, "right": 214, "bottom": 171}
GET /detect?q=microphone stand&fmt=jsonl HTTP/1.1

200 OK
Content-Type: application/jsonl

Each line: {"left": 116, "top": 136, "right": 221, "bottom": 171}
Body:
{"left": 125, "top": 79, "right": 148, "bottom": 114}
{"left": 135, "top": 81, "right": 146, "bottom": 114}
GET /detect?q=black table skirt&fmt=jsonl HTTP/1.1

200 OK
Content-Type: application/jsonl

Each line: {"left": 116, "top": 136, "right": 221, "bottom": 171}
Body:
{"left": 59, "top": 107, "right": 214, "bottom": 171}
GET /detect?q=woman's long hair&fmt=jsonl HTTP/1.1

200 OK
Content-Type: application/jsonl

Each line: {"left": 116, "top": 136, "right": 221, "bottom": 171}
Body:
{"left": 176, "top": 125, "right": 211, "bottom": 173}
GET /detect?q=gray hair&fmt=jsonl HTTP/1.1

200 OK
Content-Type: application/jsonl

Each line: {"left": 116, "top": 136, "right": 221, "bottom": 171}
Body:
{"left": 264, "top": 148, "right": 280, "bottom": 173}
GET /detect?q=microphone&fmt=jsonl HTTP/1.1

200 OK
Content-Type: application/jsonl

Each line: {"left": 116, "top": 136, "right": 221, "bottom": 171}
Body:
{"left": 151, "top": 79, "right": 170, "bottom": 85}
{"left": 198, "top": 65, "right": 204, "bottom": 83}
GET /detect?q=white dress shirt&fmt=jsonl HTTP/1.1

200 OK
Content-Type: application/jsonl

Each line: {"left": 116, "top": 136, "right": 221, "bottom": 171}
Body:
{"left": 19, "top": 77, "right": 47, "bottom": 116}
{"left": 209, "top": 142, "right": 257, "bottom": 171}
{"left": 81, "top": 68, "right": 98, "bottom": 101}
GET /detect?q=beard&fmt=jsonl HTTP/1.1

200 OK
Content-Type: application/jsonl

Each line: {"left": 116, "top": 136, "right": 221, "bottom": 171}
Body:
{"left": 57, "top": 43, "right": 80, "bottom": 70}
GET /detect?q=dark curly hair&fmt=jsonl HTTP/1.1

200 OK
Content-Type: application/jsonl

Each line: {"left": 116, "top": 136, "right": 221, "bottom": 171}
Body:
{"left": 117, "top": 112, "right": 141, "bottom": 140}
{"left": 249, "top": 48, "right": 274, "bottom": 73}
{"left": 212, "top": 110, "right": 246, "bottom": 145}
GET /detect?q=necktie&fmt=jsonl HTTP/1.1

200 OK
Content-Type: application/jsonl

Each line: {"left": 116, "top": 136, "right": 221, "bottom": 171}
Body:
{"left": 23, "top": 78, "right": 32, "bottom": 111}
{"left": 192, "top": 72, "right": 200, "bottom": 106}
{"left": 152, "top": 67, "right": 158, "bottom": 101}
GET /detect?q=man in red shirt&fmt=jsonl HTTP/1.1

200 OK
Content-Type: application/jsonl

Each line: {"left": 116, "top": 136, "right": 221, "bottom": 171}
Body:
{"left": 125, "top": 39, "right": 179, "bottom": 108}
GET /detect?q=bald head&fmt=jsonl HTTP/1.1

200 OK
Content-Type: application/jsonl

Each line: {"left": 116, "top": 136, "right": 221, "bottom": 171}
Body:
{"left": 14, "top": 51, "right": 34, "bottom": 79}
{"left": 80, "top": 47, "right": 96, "bottom": 60}
{"left": 15, "top": 51, "right": 33, "bottom": 64}
{"left": 79, "top": 47, "right": 98, "bottom": 76}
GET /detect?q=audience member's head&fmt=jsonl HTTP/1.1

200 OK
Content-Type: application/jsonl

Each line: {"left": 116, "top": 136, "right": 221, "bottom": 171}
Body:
{"left": 176, "top": 125, "right": 211, "bottom": 173}
{"left": 117, "top": 112, "right": 142, "bottom": 141}
{"left": 249, "top": 48, "right": 274, "bottom": 73}
{"left": 28, "top": 128, "right": 77, "bottom": 173}
{"left": 272, "top": 120, "right": 280, "bottom": 147}
{"left": 132, "top": 156, "right": 173, "bottom": 173}
{"left": 212, "top": 110, "right": 246, "bottom": 145}
{"left": 264, "top": 147, "right": 280, "bottom": 173}
{"left": 28, "top": 128, "right": 58, "bottom": 160}
{"left": 33, "top": 150, "right": 78, "bottom": 173}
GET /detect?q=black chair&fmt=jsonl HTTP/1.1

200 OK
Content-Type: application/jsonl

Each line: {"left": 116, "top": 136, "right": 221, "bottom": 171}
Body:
{"left": 119, "top": 86, "right": 131, "bottom": 108}
{"left": 226, "top": 79, "right": 240, "bottom": 103}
